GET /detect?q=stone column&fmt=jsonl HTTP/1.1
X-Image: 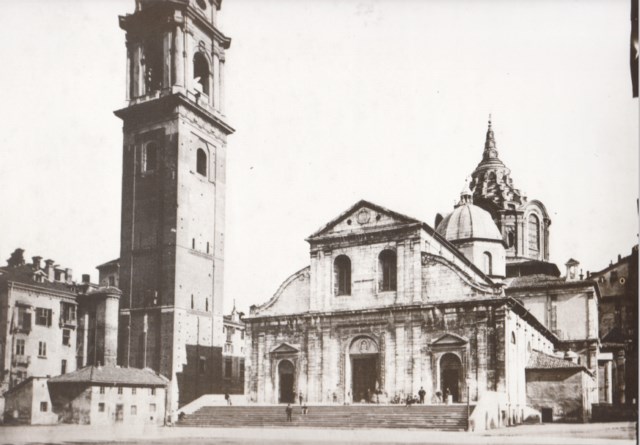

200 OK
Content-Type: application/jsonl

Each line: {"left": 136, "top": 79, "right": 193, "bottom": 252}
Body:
{"left": 131, "top": 43, "right": 143, "bottom": 97}
{"left": 475, "top": 321, "right": 487, "bottom": 400}
{"left": 396, "top": 242, "right": 405, "bottom": 304}
{"left": 605, "top": 360, "right": 613, "bottom": 404}
{"left": 395, "top": 324, "right": 406, "bottom": 396}
{"left": 258, "top": 334, "right": 267, "bottom": 403}
{"left": 219, "top": 58, "right": 225, "bottom": 114}
{"left": 173, "top": 26, "right": 185, "bottom": 87}
{"left": 212, "top": 53, "right": 220, "bottom": 109}
{"left": 494, "top": 307, "right": 507, "bottom": 393}
{"left": 411, "top": 325, "right": 422, "bottom": 393}
{"left": 616, "top": 350, "right": 626, "bottom": 404}
{"left": 321, "top": 327, "right": 331, "bottom": 402}
{"left": 384, "top": 329, "right": 396, "bottom": 397}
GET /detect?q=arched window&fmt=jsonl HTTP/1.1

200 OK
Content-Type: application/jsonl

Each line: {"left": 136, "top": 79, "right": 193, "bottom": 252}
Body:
{"left": 334, "top": 255, "right": 351, "bottom": 296}
{"left": 196, "top": 148, "right": 207, "bottom": 176}
{"left": 511, "top": 332, "right": 516, "bottom": 344}
{"left": 143, "top": 142, "right": 157, "bottom": 172}
{"left": 378, "top": 250, "right": 397, "bottom": 292}
{"left": 483, "top": 252, "right": 492, "bottom": 275}
{"left": 143, "top": 39, "right": 163, "bottom": 93}
{"left": 193, "top": 52, "right": 210, "bottom": 95}
{"left": 528, "top": 214, "right": 540, "bottom": 254}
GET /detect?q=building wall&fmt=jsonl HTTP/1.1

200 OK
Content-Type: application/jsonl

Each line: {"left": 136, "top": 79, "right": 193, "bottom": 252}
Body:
{"left": 526, "top": 369, "right": 595, "bottom": 422}
{"left": 49, "top": 383, "right": 166, "bottom": 425}
{"left": 3, "top": 284, "right": 77, "bottom": 390}
{"left": 511, "top": 287, "right": 598, "bottom": 342}
{"left": 4, "top": 378, "right": 56, "bottom": 425}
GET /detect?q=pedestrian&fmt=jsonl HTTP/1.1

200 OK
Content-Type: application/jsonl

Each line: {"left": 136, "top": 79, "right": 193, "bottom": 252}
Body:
{"left": 299, "top": 391, "right": 303, "bottom": 406}
{"left": 418, "top": 387, "right": 426, "bottom": 404}
{"left": 285, "top": 403, "right": 293, "bottom": 422}
{"left": 224, "top": 392, "right": 232, "bottom": 406}
{"left": 444, "top": 387, "right": 450, "bottom": 404}
{"left": 302, "top": 404, "right": 309, "bottom": 415}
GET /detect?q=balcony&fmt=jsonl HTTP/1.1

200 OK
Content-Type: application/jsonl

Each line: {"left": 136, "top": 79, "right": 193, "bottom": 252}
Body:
{"left": 15, "top": 356, "right": 31, "bottom": 368}
{"left": 59, "top": 318, "right": 77, "bottom": 329}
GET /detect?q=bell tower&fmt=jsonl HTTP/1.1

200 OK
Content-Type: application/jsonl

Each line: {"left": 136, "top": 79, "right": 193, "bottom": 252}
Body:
{"left": 115, "top": 0, "right": 233, "bottom": 411}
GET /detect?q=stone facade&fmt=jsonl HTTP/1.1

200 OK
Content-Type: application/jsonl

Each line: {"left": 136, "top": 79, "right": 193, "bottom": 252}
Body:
{"left": 114, "top": 0, "right": 234, "bottom": 411}
{"left": 245, "top": 200, "right": 557, "bottom": 424}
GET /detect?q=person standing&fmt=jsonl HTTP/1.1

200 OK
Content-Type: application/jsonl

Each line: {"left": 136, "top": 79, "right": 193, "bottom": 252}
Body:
{"left": 299, "top": 391, "right": 303, "bottom": 406}
{"left": 418, "top": 387, "right": 426, "bottom": 404}
{"left": 285, "top": 404, "right": 293, "bottom": 422}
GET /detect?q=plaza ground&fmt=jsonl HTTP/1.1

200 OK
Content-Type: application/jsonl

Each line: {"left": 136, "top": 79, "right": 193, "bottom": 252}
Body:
{"left": 0, "top": 422, "right": 635, "bottom": 445}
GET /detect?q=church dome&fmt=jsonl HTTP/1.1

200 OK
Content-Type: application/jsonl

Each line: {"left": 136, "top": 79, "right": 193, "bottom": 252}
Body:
{"left": 436, "top": 202, "right": 503, "bottom": 243}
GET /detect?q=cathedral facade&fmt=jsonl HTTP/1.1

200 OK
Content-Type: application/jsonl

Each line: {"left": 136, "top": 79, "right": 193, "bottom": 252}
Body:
{"left": 245, "top": 121, "right": 602, "bottom": 423}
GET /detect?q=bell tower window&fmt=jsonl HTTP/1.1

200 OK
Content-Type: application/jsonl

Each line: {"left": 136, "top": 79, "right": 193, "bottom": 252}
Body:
{"left": 196, "top": 149, "right": 207, "bottom": 176}
{"left": 333, "top": 255, "right": 351, "bottom": 296}
{"left": 193, "top": 53, "right": 210, "bottom": 96}
{"left": 143, "top": 39, "right": 163, "bottom": 94}
{"left": 143, "top": 142, "right": 158, "bottom": 173}
{"left": 378, "top": 250, "right": 397, "bottom": 291}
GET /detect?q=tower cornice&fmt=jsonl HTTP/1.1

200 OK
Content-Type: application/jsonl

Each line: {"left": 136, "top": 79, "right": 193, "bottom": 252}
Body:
{"left": 119, "top": 1, "right": 231, "bottom": 49}
{"left": 114, "top": 92, "right": 235, "bottom": 135}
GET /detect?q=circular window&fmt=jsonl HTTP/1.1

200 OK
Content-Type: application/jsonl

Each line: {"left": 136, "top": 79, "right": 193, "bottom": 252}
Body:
{"left": 196, "top": 0, "right": 207, "bottom": 10}
{"left": 620, "top": 277, "right": 626, "bottom": 285}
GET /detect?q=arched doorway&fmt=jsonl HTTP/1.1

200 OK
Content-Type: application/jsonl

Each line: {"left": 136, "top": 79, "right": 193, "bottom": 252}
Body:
{"left": 440, "top": 353, "right": 462, "bottom": 403}
{"left": 278, "top": 360, "right": 295, "bottom": 403}
{"left": 349, "top": 337, "right": 379, "bottom": 403}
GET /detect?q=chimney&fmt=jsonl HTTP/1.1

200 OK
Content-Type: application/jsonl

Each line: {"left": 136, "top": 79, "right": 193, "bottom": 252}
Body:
{"left": 618, "top": 254, "right": 622, "bottom": 262}
{"left": 82, "top": 274, "right": 91, "bottom": 284}
{"left": 44, "top": 259, "right": 55, "bottom": 282}
{"left": 32, "top": 256, "right": 42, "bottom": 270}
{"left": 65, "top": 268, "right": 73, "bottom": 282}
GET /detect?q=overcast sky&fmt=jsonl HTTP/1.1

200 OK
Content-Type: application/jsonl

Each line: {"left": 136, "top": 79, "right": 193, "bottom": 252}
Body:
{"left": 0, "top": 0, "right": 637, "bottom": 313}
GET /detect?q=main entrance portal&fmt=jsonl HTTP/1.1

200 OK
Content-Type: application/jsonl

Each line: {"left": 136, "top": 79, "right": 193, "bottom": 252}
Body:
{"left": 440, "top": 353, "right": 462, "bottom": 402}
{"left": 278, "top": 360, "right": 295, "bottom": 403}
{"left": 352, "top": 356, "right": 377, "bottom": 403}
{"left": 349, "top": 337, "right": 379, "bottom": 403}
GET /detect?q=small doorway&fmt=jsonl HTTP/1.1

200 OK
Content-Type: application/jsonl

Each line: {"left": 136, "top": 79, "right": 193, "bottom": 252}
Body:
{"left": 115, "top": 404, "right": 124, "bottom": 422}
{"left": 440, "top": 353, "right": 462, "bottom": 403}
{"left": 541, "top": 407, "right": 553, "bottom": 423}
{"left": 278, "top": 360, "right": 295, "bottom": 403}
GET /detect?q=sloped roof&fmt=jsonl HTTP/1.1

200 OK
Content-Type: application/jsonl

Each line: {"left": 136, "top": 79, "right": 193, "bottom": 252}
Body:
{"left": 306, "top": 199, "right": 421, "bottom": 240}
{"left": 48, "top": 366, "right": 168, "bottom": 387}
{"left": 505, "top": 274, "right": 599, "bottom": 297}
{"left": 0, "top": 264, "right": 78, "bottom": 295}
{"left": 526, "top": 350, "right": 591, "bottom": 375}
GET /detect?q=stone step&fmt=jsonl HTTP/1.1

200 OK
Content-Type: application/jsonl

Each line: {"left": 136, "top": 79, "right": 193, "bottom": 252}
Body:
{"left": 177, "top": 405, "right": 473, "bottom": 431}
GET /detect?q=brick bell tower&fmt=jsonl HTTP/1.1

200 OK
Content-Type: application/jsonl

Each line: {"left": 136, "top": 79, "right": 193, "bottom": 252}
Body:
{"left": 115, "top": 0, "right": 233, "bottom": 411}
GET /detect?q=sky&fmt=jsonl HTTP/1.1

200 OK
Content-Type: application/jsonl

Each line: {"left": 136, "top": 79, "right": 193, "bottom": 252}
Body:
{"left": 0, "top": 0, "right": 637, "bottom": 314}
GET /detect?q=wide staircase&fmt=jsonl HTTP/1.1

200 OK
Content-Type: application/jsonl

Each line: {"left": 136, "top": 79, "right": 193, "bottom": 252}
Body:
{"left": 177, "top": 404, "right": 473, "bottom": 431}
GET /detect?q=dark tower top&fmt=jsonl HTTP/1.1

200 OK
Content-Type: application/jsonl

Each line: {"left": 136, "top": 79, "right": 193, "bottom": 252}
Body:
{"left": 470, "top": 118, "right": 523, "bottom": 211}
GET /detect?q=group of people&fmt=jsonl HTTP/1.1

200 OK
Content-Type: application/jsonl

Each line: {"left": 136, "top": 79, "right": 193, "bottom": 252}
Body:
{"left": 404, "top": 387, "right": 427, "bottom": 406}
{"left": 285, "top": 392, "right": 309, "bottom": 422}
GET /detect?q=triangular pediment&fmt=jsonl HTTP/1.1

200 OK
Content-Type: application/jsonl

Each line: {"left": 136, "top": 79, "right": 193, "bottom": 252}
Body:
{"left": 307, "top": 200, "right": 421, "bottom": 240}
{"left": 270, "top": 343, "right": 299, "bottom": 354}
{"left": 431, "top": 333, "right": 468, "bottom": 346}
